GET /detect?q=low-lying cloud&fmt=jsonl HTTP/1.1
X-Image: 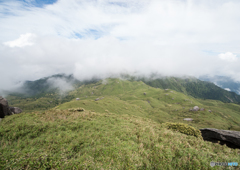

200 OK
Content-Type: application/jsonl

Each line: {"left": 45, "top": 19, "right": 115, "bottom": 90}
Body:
{"left": 47, "top": 77, "right": 74, "bottom": 95}
{"left": 1, "top": 0, "right": 240, "bottom": 93}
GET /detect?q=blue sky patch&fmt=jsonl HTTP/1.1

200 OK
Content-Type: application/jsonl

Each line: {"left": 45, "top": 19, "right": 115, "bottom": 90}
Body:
{"left": 73, "top": 32, "right": 83, "bottom": 39}
{"left": 17, "top": 0, "right": 57, "bottom": 8}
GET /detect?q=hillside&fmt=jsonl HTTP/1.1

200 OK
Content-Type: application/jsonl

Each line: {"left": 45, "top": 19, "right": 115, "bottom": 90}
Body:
{"left": 1, "top": 108, "right": 239, "bottom": 169}
{"left": 140, "top": 76, "right": 240, "bottom": 103}
{"left": 1, "top": 77, "right": 240, "bottom": 169}
{"left": 199, "top": 75, "right": 240, "bottom": 95}
{"left": 5, "top": 78, "right": 240, "bottom": 130}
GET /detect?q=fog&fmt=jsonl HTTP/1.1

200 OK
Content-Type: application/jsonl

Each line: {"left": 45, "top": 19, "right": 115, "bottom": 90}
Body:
{"left": 1, "top": 0, "right": 240, "bottom": 95}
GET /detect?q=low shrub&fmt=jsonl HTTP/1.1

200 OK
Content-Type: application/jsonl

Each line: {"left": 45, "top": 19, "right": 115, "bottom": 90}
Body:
{"left": 163, "top": 122, "right": 202, "bottom": 139}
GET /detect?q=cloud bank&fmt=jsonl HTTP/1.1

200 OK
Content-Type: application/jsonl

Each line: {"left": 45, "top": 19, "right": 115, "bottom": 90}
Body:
{"left": 1, "top": 0, "right": 240, "bottom": 93}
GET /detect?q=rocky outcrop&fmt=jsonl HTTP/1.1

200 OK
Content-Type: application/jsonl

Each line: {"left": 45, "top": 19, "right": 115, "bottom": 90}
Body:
{"left": 200, "top": 128, "right": 240, "bottom": 149}
{"left": 9, "top": 107, "right": 22, "bottom": 114}
{"left": 0, "top": 96, "right": 22, "bottom": 118}
{"left": 0, "top": 96, "right": 12, "bottom": 118}
{"left": 0, "top": 103, "right": 4, "bottom": 118}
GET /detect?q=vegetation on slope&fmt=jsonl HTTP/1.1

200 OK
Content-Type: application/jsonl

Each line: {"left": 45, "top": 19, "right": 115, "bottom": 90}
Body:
{"left": 140, "top": 77, "right": 240, "bottom": 103}
{"left": 56, "top": 78, "right": 240, "bottom": 131}
{"left": 1, "top": 109, "right": 239, "bottom": 169}
{"left": 5, "top": 78, "right": 240, "bottom": 131}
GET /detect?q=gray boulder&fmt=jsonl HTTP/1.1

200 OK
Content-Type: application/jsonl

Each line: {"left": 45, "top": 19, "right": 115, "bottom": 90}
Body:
{"left": 76, "top": 98, "right": 80, "bottom": 100}
{"left": 200, "top": 128, "right": 240, "bottom": 149}
{"left": 193, "top": 106, "right": 199, "bottom": 111}
{"left": 184, "top": 118, "right": 193, "bottom": 121}
{"left": 0, "top": 96, "right": 12, "bottom": 118}
{"left": 9, "top": 107, "right": 22, "bottom": 114}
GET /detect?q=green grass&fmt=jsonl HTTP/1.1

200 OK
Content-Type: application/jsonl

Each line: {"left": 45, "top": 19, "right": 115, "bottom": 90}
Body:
{"left": 1, "top": 78, "right": 240, "bottom": 169}
{"left": 54, "top": 78, "right": 240, "bottom": 130}
{"left": 1, "top": 109, "right": 239, "bottom": 169}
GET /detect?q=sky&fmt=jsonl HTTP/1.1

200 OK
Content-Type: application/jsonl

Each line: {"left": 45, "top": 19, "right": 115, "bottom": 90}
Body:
{"left": 1, "top": 0, "right": 240, "bottom": 92}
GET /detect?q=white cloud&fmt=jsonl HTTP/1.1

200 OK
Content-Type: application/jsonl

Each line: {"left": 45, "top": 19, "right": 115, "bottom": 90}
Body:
{"left": 47, "top": 77, "right": 74, "bottom": 95}
{"left": 224, "top": 88, "right": 231, "bottom": 91}
{"left": 1, "top": 0, "right": 240, "bottom": 92}
{"left": 218, "top": 52, "right": 237, "bottom": 62}
{"left": 3, "top": 33, "right": 36, "bottom": 47}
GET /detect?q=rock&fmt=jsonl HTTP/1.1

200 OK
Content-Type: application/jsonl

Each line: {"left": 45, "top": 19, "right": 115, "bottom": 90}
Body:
{"left": 165, "top": 89, "right": 168, "bottom": 91}
{"left": 0, "top": 96, "right": 12, "bottom": 118}
{"left": 165, "top": 94, "right": 169, "bottom": 95}
{"left": 193, "top": 106, "right": 199, "bottom": 111}
{"left": 143, "top": 92, "right": 146, "bottom": 95}
{"left": 95, "top": 97, "right": 104, "bottom": 101}
{"left": 200, "top": 108, "right": 205, "bottom": 111}
{"left": 68, "top": 108, "right": 85, "bottom": 112}
{"left": 200, "top": 128, "right": 240, "bottom": 149}
{"left": 9, "top": 107, "right": 22, "bottom": 114}
{"left": 172, "top": 98, "right": 174, "bottom": 100}
{"left": 76, "top": 98, "right": 80, "bottom": 100}
{"left": 0, "top": 104, "right": 4, "bottom": 118}
{"left": 91, "top": 92, "right": 94, "bottom": 94}
{"left": 184, "top": 118, "right": 193, "bottom": 121}
{"left": 208, "top": 110, "right": 212, "bottom": 113}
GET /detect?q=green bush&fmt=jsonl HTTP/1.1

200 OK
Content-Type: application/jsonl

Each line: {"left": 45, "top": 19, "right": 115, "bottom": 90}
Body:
{"left": 163, "top": 122, "right": 202, "bottom": 139}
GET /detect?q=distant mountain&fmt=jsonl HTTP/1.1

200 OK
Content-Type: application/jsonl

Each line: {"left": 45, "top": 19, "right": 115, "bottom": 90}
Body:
{"left": 5, "top": 73, "right": 240, "bottom": 104}
{"left": 7, "top": 74, "right": 100, "bottom": 98}
{"left": 199, "top": 75, "right": 240, "bottom": 95}
{"left": 138, "top": 76, "right": 240, "bottom": 103}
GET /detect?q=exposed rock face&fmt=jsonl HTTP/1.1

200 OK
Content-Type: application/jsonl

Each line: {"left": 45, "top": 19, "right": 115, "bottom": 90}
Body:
{"left": 0, "top": 103, "right": 4, "bottom": 118}
{"left": 0, "top": 96, "right": 22, "bottom": 118}
{"left": 76, "top": 98, "right": 80, "bottom": 100}
{"left": 200, "top": 128, "right": 240, "bottom": 149}
{"left": 9, "top": 107, "right": 22, "bottom": 114}
{"left": 0, "top": 96, "right": 12, "bottom": 118}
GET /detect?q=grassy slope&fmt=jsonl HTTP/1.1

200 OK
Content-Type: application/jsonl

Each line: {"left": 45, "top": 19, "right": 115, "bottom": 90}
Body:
{"left": 1, "top": 110, "right": 239, "bottom": 169}
{"left": 141, "top": 77, "right": 240, "bottom": 103}
{"left": 58, "top": 78, "right": 240, "bottom": 130}
{"left": 1, "top": 78, "right": 240, "bottom": 169}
